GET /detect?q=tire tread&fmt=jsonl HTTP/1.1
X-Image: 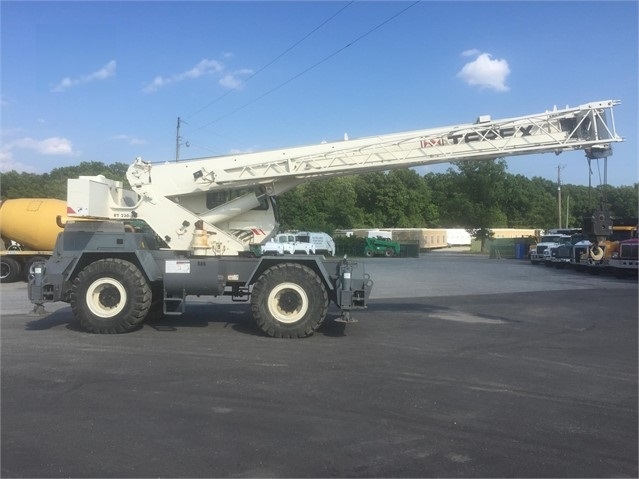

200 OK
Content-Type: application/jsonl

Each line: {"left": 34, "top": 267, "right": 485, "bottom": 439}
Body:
{"left": 70, "top": 258, "right": 151, "bottom": 334}
{"left": 251, "top": 263, "right": 328, "bottom": 338}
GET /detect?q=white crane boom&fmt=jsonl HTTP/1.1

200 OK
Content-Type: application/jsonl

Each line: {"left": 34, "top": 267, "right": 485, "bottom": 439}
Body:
{"left": 67, "top": 100, "right": 622, "bottom": 253}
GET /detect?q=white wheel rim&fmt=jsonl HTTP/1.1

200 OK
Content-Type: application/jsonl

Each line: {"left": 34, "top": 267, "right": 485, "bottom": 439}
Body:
{"left": 85, "top": 277, "right": 127, "bottom": 318}
{"left": 267, "top": 282, "right": 308, "bottom": 324}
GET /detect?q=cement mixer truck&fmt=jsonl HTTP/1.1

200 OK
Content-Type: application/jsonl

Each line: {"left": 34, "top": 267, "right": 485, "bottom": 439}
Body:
{"left": 0, "top": 198, "right": 66, "bottom": 283}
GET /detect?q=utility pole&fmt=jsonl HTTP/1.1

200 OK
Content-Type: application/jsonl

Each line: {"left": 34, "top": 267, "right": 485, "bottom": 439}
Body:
{"left": 175, "top": 117, "right": 181, "bottom": 162}
{"left": 175, "top": 117, "right": 189, "bottom": 162}
{"left": 557, "top": 164, "right": 563, "bottom": 229}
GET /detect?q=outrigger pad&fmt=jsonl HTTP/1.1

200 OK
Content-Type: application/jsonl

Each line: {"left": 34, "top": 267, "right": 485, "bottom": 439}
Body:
{"left": 334, "top": 310, "right": 358, "bottom": 324}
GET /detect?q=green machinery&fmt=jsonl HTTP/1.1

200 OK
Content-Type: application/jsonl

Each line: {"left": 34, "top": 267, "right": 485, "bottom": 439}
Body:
{"left": 364, "top": 237, "right": 401, "bottom": 257}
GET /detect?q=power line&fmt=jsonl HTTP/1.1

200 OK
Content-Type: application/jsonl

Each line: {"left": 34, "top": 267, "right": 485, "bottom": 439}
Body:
{"left": 189, "top": 0, "right": 421, "bottom": 135}
{"left": 185, "top": 1, "right": 355, "bottom": 121}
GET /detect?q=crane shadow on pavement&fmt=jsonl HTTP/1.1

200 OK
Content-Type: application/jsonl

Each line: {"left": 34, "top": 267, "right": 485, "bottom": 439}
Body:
{"left": 23, "top": 302, "right": 352, "bottom": 338}
{"left": 22, "top": 299, "right": 469, "bottom": 337}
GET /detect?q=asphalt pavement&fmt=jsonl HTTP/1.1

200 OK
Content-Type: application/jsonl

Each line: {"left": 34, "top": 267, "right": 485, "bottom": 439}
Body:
{"left": 1, "top": 253, "right": 637, "bottom": 478}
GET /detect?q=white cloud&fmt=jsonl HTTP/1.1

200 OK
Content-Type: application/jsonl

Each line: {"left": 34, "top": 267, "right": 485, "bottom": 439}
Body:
{"left": 143, "top": 59, "right": 224, "bottom": 93}
{"left": 461, "top": 49, "right": 481, "bottom": 57}
{"left": 0, "top": 136, "right": 76, "bottom": 171}
{"left": 11, "top": 137, "right": 74, "bottom": 155}
{"left": 112, "top": 134, "right": 147, "bottom": 145}
{"left": 183, "top": 59, "right": 223, "bottom": 79}
{"left": 51, "top": 60, "right": 116, "bottom": 92}
{"left": 0, "top": 152, "right": 38, "bottom": 173}
{"left": 0, "top": 127, "right": 23, "bottom": 137}
{"left": 143, "top": 58, "right": 253, "bottom": 93}
{"left": 229, "top": 147, "right": 255, "bottom": 155}
{"left": 457, "top": 51, "right": 510, "bottom": 92}
{"left": 144, "top": 76, "right": 167, "bottom": 93}
{"left": 219, "top": 69, "right": 253, "bottom": 89}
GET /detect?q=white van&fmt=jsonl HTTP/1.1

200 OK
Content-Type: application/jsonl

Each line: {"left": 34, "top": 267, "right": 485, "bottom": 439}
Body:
{"left": 295, "top": 231, "right": 335, "bottom": 256}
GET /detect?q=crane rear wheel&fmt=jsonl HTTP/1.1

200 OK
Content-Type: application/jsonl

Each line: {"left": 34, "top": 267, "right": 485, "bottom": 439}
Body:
{"left": 251, "top": 263, "right": 328, "bottom": 338}
{"left": 70, "top": 258, "right": 151, "bottom": 334}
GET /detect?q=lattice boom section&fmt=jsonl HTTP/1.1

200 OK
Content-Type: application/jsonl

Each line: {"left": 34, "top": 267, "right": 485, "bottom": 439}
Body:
{"left": 129, "top": 100, "right": 621, "bottom": 196}
{"left": 213, "top": 101, "right": 620, "bottom": 184}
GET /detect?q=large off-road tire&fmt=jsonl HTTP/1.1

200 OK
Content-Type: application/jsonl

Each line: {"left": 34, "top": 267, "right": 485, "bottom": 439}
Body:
{"left": 70, "top": 258, "right": 151, "bottom": 334}
{"left": 250, "top": 263, "right": 328, "bottom": 338}
{"left": 0, "top": 257, "right": 22, "bottom": 283}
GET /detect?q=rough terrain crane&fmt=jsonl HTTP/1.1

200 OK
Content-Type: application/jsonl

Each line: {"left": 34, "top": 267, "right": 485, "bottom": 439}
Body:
{"left": 29, "top": 100, "right": 623, "bottom": 337}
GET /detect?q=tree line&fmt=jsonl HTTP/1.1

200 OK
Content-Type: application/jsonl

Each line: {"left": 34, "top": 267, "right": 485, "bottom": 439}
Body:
{"left": 1, "top": 160, "right": 637, "bottom": 232}
{"left": 278, "top": 160, "right": 638, "bottom": 232}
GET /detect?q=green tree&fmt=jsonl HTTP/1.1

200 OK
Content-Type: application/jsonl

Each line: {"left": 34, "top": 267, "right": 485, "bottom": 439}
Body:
{"left": 522, "top": 177, "right": 557, "bottom": 228}
{"left": 424, "top": 170, "right": 473, "bottom": 227}
{"left": 278, "top": 176, "right": 366, "bottom": 232}
{"left": 452, "top": 159, "right": 508, "bottom": 228}
{"left": 0, "top": 171, "right": 45, "bottom": 199}
{"left": 354, "top": 170, "right": 436, "bottom": 228}
{"left": 0, "top": 162, "right": 129, "bottom": 200}
{"left": 2, "top": 160, "right": 635, "bottom": 235}
{"left": 440, "top": 159, "right": 509, "bottom": 251}
{"left": 597, "top": 184, "right": 638, "bottom": 218}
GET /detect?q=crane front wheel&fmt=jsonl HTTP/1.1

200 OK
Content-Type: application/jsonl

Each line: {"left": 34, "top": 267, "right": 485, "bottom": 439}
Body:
{"left": 71, "top": 259, "right": 151, "bottom": 334}
{"left": 251, "top": 263, "right": 328, "bottom": 338}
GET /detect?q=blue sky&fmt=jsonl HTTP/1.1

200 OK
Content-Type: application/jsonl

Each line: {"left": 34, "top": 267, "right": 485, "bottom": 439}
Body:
{"left": 1, "top": 0, "right": 637, "bottom": 187}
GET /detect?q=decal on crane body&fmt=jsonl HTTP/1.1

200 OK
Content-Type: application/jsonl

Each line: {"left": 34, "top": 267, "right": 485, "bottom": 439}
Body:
{"left": 446, "top": 125, "right": 534, "bottom": 145}
{"left": 419, "top": 125, "right": 536, "bottom": 148}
